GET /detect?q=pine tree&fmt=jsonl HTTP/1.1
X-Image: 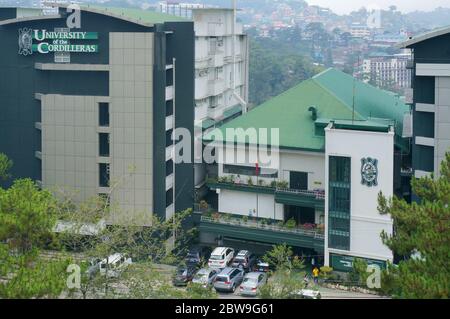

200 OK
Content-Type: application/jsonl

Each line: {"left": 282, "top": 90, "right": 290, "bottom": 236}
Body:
{"left": 378, "top": 152, "right": 450, "bottom": 298}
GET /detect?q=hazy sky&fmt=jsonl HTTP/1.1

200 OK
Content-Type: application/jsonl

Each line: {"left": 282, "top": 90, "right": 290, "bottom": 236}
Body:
{"left": 305, "top": 0, "right": 450, "bottom": 14}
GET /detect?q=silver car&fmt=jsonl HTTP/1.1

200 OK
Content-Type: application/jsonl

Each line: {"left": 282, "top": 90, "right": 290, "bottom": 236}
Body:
{"left": 213, "top": 267, "right": 244, "bottom": 293}
{"left": 192, "top": 268, "right": 218, "bottom": 287}
{"left": 239, "top": 272, "right": 267, "bottom": 297}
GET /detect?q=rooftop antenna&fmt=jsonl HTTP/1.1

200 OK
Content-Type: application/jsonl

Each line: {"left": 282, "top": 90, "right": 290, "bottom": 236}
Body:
{"left": 352, "top": 55, "right": 360, "bottom": 124}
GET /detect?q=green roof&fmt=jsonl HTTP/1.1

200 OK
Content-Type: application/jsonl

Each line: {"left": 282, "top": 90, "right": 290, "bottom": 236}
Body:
{"left": 86, "top": 5, "right": 190, "bottom": 24}
{"left": 204, "top": 68, "right": 409, "bottom": 152}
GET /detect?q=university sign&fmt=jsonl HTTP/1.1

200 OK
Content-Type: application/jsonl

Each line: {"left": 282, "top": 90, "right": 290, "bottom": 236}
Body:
{"left": 18, "top": 28, "right": 98, "bottom": 56}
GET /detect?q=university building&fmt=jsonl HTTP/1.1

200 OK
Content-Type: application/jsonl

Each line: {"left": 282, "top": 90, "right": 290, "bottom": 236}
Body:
{"left": 199, "top": 68, "right": 410, "bottom": 270}
{"left": 399, "top": 27, "right": 450, "bottom": 180}
{"left": 0, "top": 4, "right": 195, "bottom": 225}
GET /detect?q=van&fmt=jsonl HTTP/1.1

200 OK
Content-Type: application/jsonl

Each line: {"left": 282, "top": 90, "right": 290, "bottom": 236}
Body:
{"left": 99, "top": 253, "right": 132, "bottom": 278}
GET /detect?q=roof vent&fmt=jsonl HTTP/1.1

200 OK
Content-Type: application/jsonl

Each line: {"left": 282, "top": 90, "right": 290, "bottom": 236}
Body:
{"left": 308, "top": 106, "right": 318, "bottom": 121}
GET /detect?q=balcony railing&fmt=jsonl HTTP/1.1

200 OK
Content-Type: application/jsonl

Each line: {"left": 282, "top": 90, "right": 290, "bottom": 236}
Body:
{"left": 199, "top": 214, "right": 325, "bottom": 240}
{"left": 206, "top": 178, "right": 325, "bottom": 200}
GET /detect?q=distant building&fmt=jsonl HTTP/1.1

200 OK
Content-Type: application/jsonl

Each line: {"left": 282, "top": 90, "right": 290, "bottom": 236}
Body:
{"left": 350, "top": 23, "right": 371, "bottom": 39}
{"left": 399, "top": 27, "right": 450, "bottom": 180}
{"left": 361, "top": 52, "right": 412, "bottom": 90}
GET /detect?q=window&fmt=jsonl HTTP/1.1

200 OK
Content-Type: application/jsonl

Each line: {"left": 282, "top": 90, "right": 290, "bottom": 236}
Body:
{"left": 328, "top": 156, "right": 351, "bottom": 251}
{"left": 99, "top": 133, "right": 110, "bottom": 157}
{"left": 166, "top": 129, "right": 173, "bottom": 148}
{"left": 166, "top": 159, "right": 174, "bottom": 176}
{"left": 166, "top": 188, "right": 173, "bottom": 208}
{"left": 166, "top": 100, "right": 173, "bottom": 117}
{"left": 166, "top": 68, "right": 173, "bottom": 86}
{"left": 99, "top": 163, "right": 110, "bottom": 187}
{"left": 99, "top": 103, "right": 110, "bottom": 127}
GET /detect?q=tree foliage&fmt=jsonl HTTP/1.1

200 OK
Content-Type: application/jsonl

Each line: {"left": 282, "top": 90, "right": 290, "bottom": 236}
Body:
{"left": 0, "top": 153, "right": 13, "bottom": 181}
{"left": 0, "top": 179, "right": 58, "bottom": 254}
{"left": 248, "top": 38, "right": 323, "bottom": 106}
{"left": 259, "top": 244, "right": 307, "bottom": 299}
{"left": 378, "top": 152, "right": 450, "bottom": 298}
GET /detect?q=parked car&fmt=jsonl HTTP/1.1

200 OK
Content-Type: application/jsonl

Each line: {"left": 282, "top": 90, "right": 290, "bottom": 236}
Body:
{"left": 231, "top": 250, "right": 257, "bottom": 272}
{"left": 208, "top": 247, "right": 235, "bottom": 269}
{"left": 172, "top": 265, "right": 196, "bottom": 286}
{"left": 185, "top": 246, "right": 212, "bottom": 267}
{"left": 213, "top": 267, "right": 244, "bottom": 293}
{"left": 99, "top": 253, "right": 132, "bottom": 278}
{"left": 239, "top": 272, "right": 268, "bottom": 297}
{"left": 254, "top": 260, "right": 271, "bottom": 273}
{"left": 192, "top": 268, "right": 219, "bottom": 287}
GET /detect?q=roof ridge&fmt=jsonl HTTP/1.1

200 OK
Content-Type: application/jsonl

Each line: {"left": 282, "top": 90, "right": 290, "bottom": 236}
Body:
{"left": 311, "top": 70, "right": 365, "bottom": 120}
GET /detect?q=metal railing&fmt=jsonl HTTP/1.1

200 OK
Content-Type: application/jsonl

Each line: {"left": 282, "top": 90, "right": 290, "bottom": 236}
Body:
{"left": 207, "top": 178, "right": 325, "bottom": 200}
{"left": 276, "top": 187, "right": 325, "bottom": 200}
{"left": 200, "top": 215, "right": 325, "bottom": 240}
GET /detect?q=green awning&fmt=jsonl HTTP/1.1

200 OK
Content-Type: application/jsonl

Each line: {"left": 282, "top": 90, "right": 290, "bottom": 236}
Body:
{"left": 223, "top": 105, "right": 242, "bottom": 119}
{"left": 196, "top": 118, "right": 216, "bottom": 130}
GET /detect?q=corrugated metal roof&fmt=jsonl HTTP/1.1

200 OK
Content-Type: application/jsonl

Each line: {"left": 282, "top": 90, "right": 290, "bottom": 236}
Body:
{"left": 204, "top": 68, "right": 409, "bottom": 152}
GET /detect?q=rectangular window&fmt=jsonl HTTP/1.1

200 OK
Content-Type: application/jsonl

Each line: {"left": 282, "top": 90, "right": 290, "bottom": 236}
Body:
{"left": 166, "top": 68, "right": 174, "bottom": 86}
{"left": 166, "top": 159, "right": 174, "bottom": 177}
{"left": 166, "top": 100, "right": 174, "bottom": 117}
{"left": 99, "top": 103, "right": 110, "bottom": 127}
{"left": 328, "top": 156, "right": 351, "bottom": 251}
{"left": 99, "top": 163, "right": 110, "bottom": 188}
{"left": 166, "top": 188, "right": 173, "bottom": 208}
{"left": 99, "top": 133, "right": 110, "bottom": 157}
{"left": 166, "top": 129, "right": 173, "bottom": 148}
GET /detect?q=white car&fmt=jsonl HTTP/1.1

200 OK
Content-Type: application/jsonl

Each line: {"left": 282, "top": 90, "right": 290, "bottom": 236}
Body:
{"left": 99, "top": 253, "right": 132, "bottom": 278}
{"left": 299, "top": 289, "right": 321, "bottom": 299}
{"left": 208, "top": 247, "right": 235, "bottom": 269}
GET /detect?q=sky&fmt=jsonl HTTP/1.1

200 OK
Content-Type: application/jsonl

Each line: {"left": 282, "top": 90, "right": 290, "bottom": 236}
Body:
{"left": 305, "top": 0, "right": 450, "bottom": 14}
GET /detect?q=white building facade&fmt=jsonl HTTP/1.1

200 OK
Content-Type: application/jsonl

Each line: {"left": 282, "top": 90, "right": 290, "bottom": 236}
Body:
{"left": 324, "top": 124, "right": 394, "bottom": 271}
{"left": 193, "top": 8, "right": 249, "bottom": 194}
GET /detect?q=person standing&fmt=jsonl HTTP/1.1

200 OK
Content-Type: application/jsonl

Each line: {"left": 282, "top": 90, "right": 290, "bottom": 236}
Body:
{"left": 312, "top": 267, "right": 319, "bottom": 285}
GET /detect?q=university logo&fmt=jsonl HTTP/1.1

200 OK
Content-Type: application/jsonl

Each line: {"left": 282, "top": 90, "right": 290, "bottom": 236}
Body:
{"left": 18, "top": 28, "right": 33, "bottom": 56}
{"left": 361, "top": 157, "right": 378, "bottom": 187}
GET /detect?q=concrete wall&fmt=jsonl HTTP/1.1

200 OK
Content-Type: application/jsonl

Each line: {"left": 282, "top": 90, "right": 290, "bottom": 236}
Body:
{"left": 41, "top": 94, "right": 106, "bottom": 201}
{"left": 108, "top": 32, "right": 154, "bottom": 225}
{"left": 218, "top": 189, "right": 284, "bottom": 221}
{"left": 325, "top": 127, "right": 394, "bottom": 264}
{"left": 434, "top": 76, "right": 450, "bottom": 177}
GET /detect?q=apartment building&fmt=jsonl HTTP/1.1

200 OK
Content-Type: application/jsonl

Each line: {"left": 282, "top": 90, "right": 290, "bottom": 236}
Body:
{"left": 192, "top": 8, "right": 249, "bottom": 199}
{"left": 0, "top": 4, "right": 194, "bottom": 225}
{"left": 361, "top": 52, "right": 412, "bottom": 90}
{"left": 199, "top": 68, "right": 410, "bottom": 270}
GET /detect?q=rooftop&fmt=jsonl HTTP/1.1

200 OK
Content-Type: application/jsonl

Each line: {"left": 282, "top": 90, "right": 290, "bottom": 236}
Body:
{"left": 204, "top": 68, "right": 409, "bottom": 152}
{"left": 398, "top": 25, "right": 450, "bottom": 48}
{"left": 43, "top": 2, "right": 189, "bottom": 26}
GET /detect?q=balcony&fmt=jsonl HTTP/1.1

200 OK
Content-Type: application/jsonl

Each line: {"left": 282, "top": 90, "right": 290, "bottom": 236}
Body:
{"left": 195, "top": 210, "right": 324, "bottom": 252}
{"left": 275, "top": 188, "right": 325, "bottom": 210}
{"left": 206, "top": 177, "right": 325, "bottom": 210}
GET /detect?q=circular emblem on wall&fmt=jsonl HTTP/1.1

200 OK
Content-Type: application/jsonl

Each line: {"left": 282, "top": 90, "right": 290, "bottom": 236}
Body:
{"left": 18, "top": 28, "right": 33, "bottom": 56}
{"left": 361, "top": 157, "right": 378, "bottom": 187}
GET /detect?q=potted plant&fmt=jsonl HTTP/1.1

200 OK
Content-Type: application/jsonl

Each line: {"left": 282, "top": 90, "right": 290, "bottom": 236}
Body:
{"left": 270, "top": 180, "right": 277, "bottom": 188}
{"left": 258, "top": 179, "right": 265, "bottom": 187}
{"left": 247, "top": 177, "right": 254, "bottom": 186}
{"left": 242, "top": 215, "right": 248, "bottom": 224}
{"left": 285, "top": 218, "right": 297, "bottom": 229}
